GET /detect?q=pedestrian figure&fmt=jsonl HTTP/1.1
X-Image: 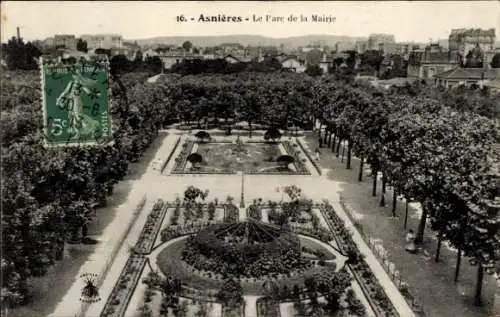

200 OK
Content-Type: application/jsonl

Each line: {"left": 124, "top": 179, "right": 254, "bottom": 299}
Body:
{"left": 315, "top": 147, "right": 321, "bottom": 162}
{"left": 318, "top": 137, "right": 323, "bottom": 148}
{"left": 405, "top": 229, "right": 417, "bottom": 254}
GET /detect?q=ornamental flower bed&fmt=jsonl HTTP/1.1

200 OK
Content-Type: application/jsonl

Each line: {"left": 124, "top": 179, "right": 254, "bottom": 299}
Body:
{"left": 160, "top": 221, "right": 222, "bottom": 242}
{"left": 171, "top": 139, "right": 311, "bottom": 175}
{"left": 222, "top": 303, "right": 246, "bottom": 317}
{"left": 134, "top": 199, "right": 167, "bottom": 254}
{"left": 100, "top": 255, "right": 147, "bottom": 317}
{"left": 247, "top": 204, "right": 262, "bottom": 220}
{"left": 160, "top": 136, "right": 181, "bottom": 173}
{"left": 289, "top": 224, "right": 333, "bottom": 243}
{"left": 256, "top": 297, "right": 281, "bottom": 317}
{"left": 181, "top": 222, "right": 309, "bottom": 278}
{"left": 280, "top": 141, "right": 310, "bottom": 175}
{"left": 224, "top": 204, "right": 240, "bottom": 223}
{"left": 171, "top": 141, "right": 195, "bottom": 174}
{"left": 180, "top": 285, "right": 219, "bottom": 302}
{"left": 296, "top": 138, "right": 322, "bottom": 175}
{"left": 320, "top": 203, "right": 399, "bottom": 317}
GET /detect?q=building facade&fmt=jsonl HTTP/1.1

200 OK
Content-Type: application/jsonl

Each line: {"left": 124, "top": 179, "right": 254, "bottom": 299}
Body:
{"left": 407, "top": 44, "right": 459, "bottom": 79}
{"left": 367, "top": 33, "right": 395, "bottom": 50}
{"left": 81, "top": 34, "right": 123, "bottom": 50}
{"left": 355, "top": 41, "right": 368, "bottom": 54}
{"left": 281, "top": 56, "right": 306, "bottom": 73}
{"left": 434, "top": 68, "right": 500, "bottom": 88}
{"left": 448, "top": 28, "right": 496, "bottom": 66}
{"left": 54, "top": 35, "right": 77, "bottom": 50}
{"left": 157, "top": 53, "right": 205, "bottom": 70}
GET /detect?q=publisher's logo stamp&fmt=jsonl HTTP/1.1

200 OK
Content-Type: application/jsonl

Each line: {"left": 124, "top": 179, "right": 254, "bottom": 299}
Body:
{"left": 41, "top": 58, "right": 113, "bottom": 147}
{"left": 80, "top": 273, "right": 101, "bottom": 303}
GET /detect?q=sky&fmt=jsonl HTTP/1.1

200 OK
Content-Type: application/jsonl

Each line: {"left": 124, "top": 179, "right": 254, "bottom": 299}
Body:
{"left": 1, "top": 1, "right": 499, "bottom": 43}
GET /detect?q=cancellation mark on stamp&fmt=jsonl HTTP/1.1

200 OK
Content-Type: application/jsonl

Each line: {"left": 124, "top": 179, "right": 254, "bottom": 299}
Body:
{"left": 41, "top": 58, "right": 113, "bottom": 147}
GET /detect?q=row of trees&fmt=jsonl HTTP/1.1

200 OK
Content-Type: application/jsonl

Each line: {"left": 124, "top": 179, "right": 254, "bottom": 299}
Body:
{"left": 1, "top": 71, "right": 174, "bottom": 306}
{"left": 1, "top": 37, "right": 42, "bottom": 70}
{"left": 313, "top": 78, "right": 499, "bottom": 305}
{"left": 170, "top": 56, "right": 285, "bottom": 75}
{"left": 158, "top": 72, "right": 315, "bottom": 134}
{"left": 1, "top": 69, "right": 498, "bottom": 308}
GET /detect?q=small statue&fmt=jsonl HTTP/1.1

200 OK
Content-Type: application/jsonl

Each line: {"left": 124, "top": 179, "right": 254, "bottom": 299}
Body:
{"left": 405, "top": 229, "right": 417, "bottom": 254}
{"left": 235, "top": 135, "right": 245, "bottom": 153}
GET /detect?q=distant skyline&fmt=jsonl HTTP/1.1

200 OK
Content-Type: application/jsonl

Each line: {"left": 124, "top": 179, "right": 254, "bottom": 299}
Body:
{"left": 1, "top": 1, "right": 499, "bottom": 43}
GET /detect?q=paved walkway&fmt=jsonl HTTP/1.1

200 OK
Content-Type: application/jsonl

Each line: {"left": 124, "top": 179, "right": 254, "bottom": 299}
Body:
{"left": 244, "top": 295, "right": 261, "bottom": 317}
{"left": 303, "top": 133, "right": 497, "bottom": 317}
{"left": 45, "top": 134, "right": 173, "bottom": 317}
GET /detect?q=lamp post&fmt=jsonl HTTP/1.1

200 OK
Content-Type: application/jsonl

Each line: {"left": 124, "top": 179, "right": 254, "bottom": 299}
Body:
{"left": 239, "top": 171, "right": 245, "bottom": 208}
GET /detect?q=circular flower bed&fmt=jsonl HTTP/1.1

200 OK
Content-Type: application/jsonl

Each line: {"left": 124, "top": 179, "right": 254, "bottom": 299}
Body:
{"left": 182, "top": 221, "right": 309, "bottom": 277}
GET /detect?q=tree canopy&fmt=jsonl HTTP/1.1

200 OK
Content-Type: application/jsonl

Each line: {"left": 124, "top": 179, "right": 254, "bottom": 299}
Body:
{"left": 1, "top": 67, "right": 499, "bottom": 308}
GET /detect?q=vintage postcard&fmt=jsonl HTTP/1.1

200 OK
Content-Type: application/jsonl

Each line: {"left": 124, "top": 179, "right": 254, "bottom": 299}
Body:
{"left": 1, "top": 2, "right": 499, "bottom": 317}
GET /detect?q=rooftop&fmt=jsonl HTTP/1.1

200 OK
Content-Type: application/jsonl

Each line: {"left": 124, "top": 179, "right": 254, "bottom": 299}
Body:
{"left": 449, "top": 28, "right": 496, "bottom": 38}
{"left": 434, "top": 67, "right": 500, "bottom": 80}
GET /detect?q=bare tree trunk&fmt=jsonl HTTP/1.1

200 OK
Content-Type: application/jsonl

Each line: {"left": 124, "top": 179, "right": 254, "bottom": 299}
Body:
{"left": 391, "top": 189, "right": 397, "bottom": 217}
{"left": 435, "top": 233, "right": 442, "bottom": 262}
{"left": 336, "top": 137, "right": 342, "bottom": 157}
{"left": 404, "top": 200, "right": 409, "bottom": 229}
{"left": 346, "top": 137, "right": 352, "bottom": 169}
{"left": 380, "top": 174, "right": 386, "bottom": 206}
{"left": 372, "top": 171, "right": 377, "bottom": 197}
{"left": 474, "top": 263, "right": 484, "bottom": 306}
{"left": 358, "top": 155, "right": 364, "bottom": 181}
{"left": 341, "top": 143, "right": 345, "bottom": 162}
{"left": 454, "top": 248, "right": 462, "bottom": 282}
{"left": 415, "top": 204, "right": 428, "bottom": 244}
{"left": 81, "top": 223, "right": 88, "bottom": 238}
{"left": 55, "top": 240, "right": 65, "bottom": 261}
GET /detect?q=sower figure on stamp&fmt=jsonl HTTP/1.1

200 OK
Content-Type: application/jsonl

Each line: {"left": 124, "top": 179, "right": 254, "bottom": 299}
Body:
{"left": 56, "top": 71, "right": 100, "bottom": 140}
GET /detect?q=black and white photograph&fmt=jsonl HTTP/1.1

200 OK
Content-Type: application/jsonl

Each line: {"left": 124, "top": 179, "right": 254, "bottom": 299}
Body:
{"left": 1, "top": 1, "right": 499, "bottom": 317}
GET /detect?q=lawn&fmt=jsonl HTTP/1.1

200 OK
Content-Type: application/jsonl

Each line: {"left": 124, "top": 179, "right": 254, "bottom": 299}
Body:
{"left": 155, "top": 236, "right": 337, "bottom": 295}
{"left": 299, "top": 236, "right": 337, "bottom": 261}
{"left": 195, "top": 142, "right": 286, "bottom": 173}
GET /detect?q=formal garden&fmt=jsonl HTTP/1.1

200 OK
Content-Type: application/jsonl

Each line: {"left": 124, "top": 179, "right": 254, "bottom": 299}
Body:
{"left": 2, "top": 65, "right": 498, "bottom": 317}
{"left": 168, "top": 129, "right": 312, "bottom": 175}
{"left": 90, "top": 185, "right": 420, "bottom": 317}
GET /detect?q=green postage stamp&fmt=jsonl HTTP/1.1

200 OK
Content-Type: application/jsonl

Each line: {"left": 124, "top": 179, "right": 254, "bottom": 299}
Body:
{"left": 41, "top": 58, "right": 113, "bottom": 147}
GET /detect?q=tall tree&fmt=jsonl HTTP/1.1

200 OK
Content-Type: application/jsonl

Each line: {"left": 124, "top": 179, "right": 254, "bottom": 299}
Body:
{"left": 182, "top": 41, "right": 193, "bottom": 52}
{"left": 76, "top": 39, "right": 88, "bottom": 53}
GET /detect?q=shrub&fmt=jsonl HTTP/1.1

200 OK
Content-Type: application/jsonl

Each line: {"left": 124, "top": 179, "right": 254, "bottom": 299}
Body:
{"left": 264, "top": 128, "right": 282, "bottom": 142}
{"left": 194, "top": 130, "right": 211, "bottom": 142}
